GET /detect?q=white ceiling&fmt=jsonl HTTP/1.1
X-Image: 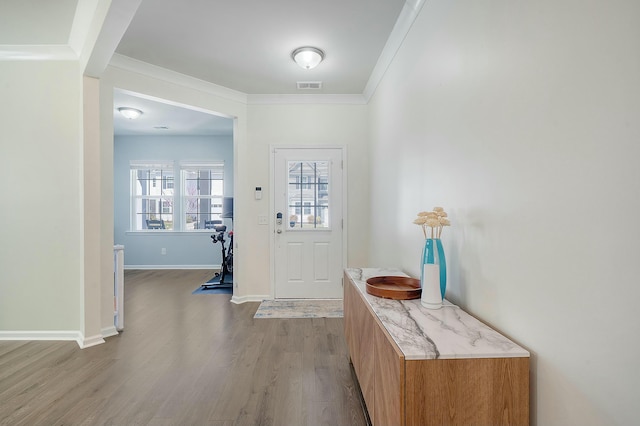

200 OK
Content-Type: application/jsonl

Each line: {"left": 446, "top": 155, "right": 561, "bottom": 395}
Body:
{"left": 0, "top": 0, "right": 77, "bottom": 45}
{"left": 113, "top": 90, "right": 234, "bottom": 136}
{"left": 116, "top": 0, "right": 405, "bottom": 95}
{"left": 1, "top": 0, "right": 414, "bottom": 135}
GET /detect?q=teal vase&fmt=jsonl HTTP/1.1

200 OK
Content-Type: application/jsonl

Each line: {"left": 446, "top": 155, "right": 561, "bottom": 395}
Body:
{"left": 420, "top": 238, "right": 447, "bottom": 299}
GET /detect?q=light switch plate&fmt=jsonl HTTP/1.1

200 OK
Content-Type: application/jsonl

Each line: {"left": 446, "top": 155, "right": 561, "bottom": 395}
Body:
{"left": 258, "top": 215, "right": 268, "bottom": 225}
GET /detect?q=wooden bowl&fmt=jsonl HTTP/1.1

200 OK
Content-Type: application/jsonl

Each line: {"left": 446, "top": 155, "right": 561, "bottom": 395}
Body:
{"left": 365, "top": 276, "right": 421, "bottom": 300}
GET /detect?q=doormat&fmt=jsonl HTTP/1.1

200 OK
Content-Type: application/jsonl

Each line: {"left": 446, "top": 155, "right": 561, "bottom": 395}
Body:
{"left": 192, "top": 286, "right": 232, "bottom": 295}
{"left": 253, "top": 299, "right": 343, "bottom": 319}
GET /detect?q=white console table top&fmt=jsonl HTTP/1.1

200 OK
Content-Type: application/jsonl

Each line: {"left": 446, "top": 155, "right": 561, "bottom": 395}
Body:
{"left": 346, "top": 268, "right": 530, "bottom": 360}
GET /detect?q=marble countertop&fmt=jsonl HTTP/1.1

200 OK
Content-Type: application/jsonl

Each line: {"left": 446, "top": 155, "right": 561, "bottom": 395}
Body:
{"left": 346, "top": 268, "right": 530, "bottom": 360}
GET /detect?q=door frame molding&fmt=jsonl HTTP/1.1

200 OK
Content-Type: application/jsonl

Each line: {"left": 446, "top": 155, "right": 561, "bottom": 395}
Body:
{"left": 269, "top": 145, "right": 348, "bottom": 299}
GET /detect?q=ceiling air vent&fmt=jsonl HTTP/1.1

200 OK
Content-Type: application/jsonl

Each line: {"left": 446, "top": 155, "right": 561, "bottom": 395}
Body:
{"left": 297, "top": 81, "right": 323, "bottom": 90}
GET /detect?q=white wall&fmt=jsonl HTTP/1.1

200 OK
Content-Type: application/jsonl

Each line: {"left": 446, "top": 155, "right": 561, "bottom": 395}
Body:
{"left": 113, "top": 135, "right": 234, "bottom": 268}
{"left": 367, "top": 1, "right": 640, "bottom": 425}
{"left": 83, "top": 75, "right": 105, "bottom": 344}
{"left": 0, "top": 61, "right": 83, "bottom": 332}
{"left": 245, "top": 103, "right": 370, "bottom": 297}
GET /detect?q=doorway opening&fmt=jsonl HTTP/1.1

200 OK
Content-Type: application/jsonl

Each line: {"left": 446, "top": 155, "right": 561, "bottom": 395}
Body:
{"left": 112, "top": 89, "right": 235, "bottom": 289}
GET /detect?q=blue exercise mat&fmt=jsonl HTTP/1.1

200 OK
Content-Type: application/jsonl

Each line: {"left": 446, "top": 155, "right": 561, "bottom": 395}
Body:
{"left": 192, "top": 286, "right": 232, "bottom": 295}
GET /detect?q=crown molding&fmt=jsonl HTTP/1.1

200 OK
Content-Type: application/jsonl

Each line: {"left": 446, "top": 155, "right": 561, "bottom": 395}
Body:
{"left": 110, "top": 54, "right": 367, "bottom": 106}
{"left": 83, "top": 0, "right": 142, "bottom": 77}
{"left": 109, "top": 53, "right": 248, "bottom": 104}
{"left": 362, "top": 0, "right": 426, "bottom": 102}
{"left": 0, "top": 45, "right": 77, "bottom": 61}
{"left": 247, "top": 93, "right": 366, "bottom": 105}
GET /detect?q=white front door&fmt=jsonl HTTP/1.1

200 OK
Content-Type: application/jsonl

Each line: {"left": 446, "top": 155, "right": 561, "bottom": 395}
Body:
{"left": 273, "top": 147, "right": 344, "bottom": 299}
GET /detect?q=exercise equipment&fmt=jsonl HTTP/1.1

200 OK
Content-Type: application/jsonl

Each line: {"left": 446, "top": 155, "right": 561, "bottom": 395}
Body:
{"left": 201, "top": 224, "right": 233, "bottom": 289}
{"left": 202, "top": 197, "right": 234, "bottom": 289}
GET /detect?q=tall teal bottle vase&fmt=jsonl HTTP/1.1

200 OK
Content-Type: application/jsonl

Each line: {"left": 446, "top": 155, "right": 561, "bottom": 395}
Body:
{"left": 420, "top": 238, "right": 447, "bottom": 299}
{"left": 435, "top": 239, "right": 447, "bottom": 299}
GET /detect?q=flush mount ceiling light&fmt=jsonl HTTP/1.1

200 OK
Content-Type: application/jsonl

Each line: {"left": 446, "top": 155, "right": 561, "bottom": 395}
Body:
{"left": 291, "top": 46, "right": 324, "bottom": 70}
{"left": 117, "top": 107, "right": 143, "bottom": 120}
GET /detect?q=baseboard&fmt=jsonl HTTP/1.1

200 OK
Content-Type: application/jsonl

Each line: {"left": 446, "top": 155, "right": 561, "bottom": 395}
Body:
{"left": 0, "top": 330, "right": 82, "bottom": 344}
{"left": 231, "top": 294, "right": 270, "bottom": 304}
{"left": 101, "top": 326, "right": 119, "bottom": 339}
{"left": 0, "top": 330, "right": 107, "bottom": 349}
{"left": 78, "top": 334, "right": 105, "bottom": 349}
{"left": 124, "top": 264, "right": 220, "bottom": 270}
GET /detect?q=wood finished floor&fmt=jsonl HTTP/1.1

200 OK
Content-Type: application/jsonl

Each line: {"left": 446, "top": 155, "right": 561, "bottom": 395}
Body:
{"left": 0, "top": 270, "right": 367, "bottom": 426}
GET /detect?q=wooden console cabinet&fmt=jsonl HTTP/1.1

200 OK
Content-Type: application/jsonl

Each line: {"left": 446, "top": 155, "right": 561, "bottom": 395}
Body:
{"left": 344, "top": 269, "right": 529, "bottom": 426}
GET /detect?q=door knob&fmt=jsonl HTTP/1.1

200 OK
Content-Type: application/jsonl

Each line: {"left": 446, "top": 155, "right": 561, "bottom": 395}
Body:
{"left": 277, "top": 229, "right": 282, "bottom": 234}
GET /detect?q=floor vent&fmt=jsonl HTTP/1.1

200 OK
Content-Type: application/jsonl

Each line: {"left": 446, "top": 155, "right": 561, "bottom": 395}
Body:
{"left": 297, "top": 81, "right": 323, "bottom": 90}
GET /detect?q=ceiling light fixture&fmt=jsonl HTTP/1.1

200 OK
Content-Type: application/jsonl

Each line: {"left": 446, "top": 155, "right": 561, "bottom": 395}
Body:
{"left": 291, "top": 47, "right": 324, "bottom": 70}
{"left": 118, "top": 107, "right": 143, "bottom": 120}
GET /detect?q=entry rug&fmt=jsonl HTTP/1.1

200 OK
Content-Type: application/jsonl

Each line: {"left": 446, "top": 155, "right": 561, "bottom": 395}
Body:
{"left": 254, "top": 299, "right": 343, "bottom": 319}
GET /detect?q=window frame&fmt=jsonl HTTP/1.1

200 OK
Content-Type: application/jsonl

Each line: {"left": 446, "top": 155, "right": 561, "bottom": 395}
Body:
{"left": 130, "top": 161, "right": 175, "bottom": 231}
{"left": 129, "top": 161, "right": 226, "bottom": 232}
{"left": 287, "top": 160, "right": 331, "bottom": 230}
{"left": 180, "top": 162, "right": 225, "bottom": 232}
